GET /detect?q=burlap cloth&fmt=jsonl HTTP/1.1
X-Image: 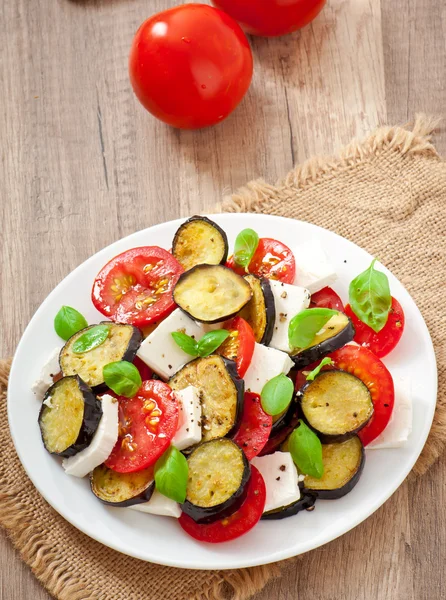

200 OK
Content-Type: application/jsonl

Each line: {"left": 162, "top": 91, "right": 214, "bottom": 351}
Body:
{"left": 1, "top": 115, "right": 445, "bottom": 600}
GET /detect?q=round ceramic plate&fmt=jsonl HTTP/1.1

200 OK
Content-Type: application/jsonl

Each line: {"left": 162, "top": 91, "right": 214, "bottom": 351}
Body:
{"left": 8, "top": 214, "right": 437, "bottom": 570}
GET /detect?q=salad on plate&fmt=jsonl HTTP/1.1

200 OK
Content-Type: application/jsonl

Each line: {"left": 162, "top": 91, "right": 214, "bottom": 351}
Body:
{"left": 32, "top": 215, "right": 409, "bottom": 544}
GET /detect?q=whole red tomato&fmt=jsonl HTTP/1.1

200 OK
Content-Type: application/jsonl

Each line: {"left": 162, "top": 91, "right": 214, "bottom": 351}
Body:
{"left": 211, "top": 0, "right": 326, "bottom": 37}
{"left": 129, "top": 4, "right": 253, "bottom": 129}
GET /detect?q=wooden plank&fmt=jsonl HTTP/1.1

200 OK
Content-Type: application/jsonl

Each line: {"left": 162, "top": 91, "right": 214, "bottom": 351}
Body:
{"left": 0, "top": 0, "right": 444, "bottom": 598}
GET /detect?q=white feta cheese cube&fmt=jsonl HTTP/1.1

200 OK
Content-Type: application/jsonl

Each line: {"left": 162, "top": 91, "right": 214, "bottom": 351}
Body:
{"left": 31, "top": 347, "right": 61, "bottom": 400}
{"left": 252, "top": 452, "right": 300, "bottom": 513}
{"left": 269, "top": 281, "right": 311, "bottom": 353}
{"left": 130, "top": 490, "right": 181, "bottom": 518}
{"left": 367, "top": 376, "right": 412, "bottom": 449}
{"left": 293, "top": 240, "right": 337, "bottom": 294}
{"left": 244, "top": 343, "right": 294, "bottom": 395}
{"left": 172, "top": 386, "right": 202, "bottom": 451}
{"left": 136, "top": 309, "right": 205, "bottom": 379}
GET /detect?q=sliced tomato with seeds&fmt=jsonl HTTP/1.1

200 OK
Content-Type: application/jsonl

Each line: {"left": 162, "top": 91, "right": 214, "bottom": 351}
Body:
{"left": 179, "top": 466, "right": 266, "bottom": 543}
{"left": 227, "top": 238, "right": 296, "bottom": 284}
{"left": 310, "top": 286, "right": 345, "bottom": 312}
{"left": 217, "top": 316, "right": 255, "bottom": 378}
{"left": 329, "top": 345, "right": 395, "bottom": 446}
{"left": 233, "top": 392, "right": 272, "bottom": 459}
{"left": 345, "top": 297, "right": 405, "bottom": 358}
{"left": 105, "top": 380, "right": 179, "bottom": 473}
{"left": 92, "top": 247, "right": 183, "bottom": 328}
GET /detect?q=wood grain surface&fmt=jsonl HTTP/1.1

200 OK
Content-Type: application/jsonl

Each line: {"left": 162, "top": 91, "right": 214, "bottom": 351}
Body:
{"left": 1, "top": 0, "right": 445, "bottom": 598}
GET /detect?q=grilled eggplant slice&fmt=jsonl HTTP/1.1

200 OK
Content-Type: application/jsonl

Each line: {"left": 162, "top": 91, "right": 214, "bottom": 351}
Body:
{"left": 90, "top": 464, "right": 155, "bottom": 507}
{"left": 173, "top": 264, "right": 252, "bottom": 324}
{"left": 169, "top": 355, "right": 243, "bottom": 442}
{"left": 38, "top": 376, "right": 102, "bottom": 457}
{"left": 262, "top": 489, "right": 317, "bottom": 520}
{"left": 300, "top": 370, "right": 373, "bottom": 442}
{"left": 182, "top": 438, "right": 251, "bottom": 524}
{"left": 304, "top": 436, "right": 365, "bottom": 499}
{"left": 60, "top": 322, "right": 142, "bottom": 389}
{"left": 172, "top": 216, "right": 228, "bottom": 271}
{"left": 291, "top": 312, "right": 355, "bottom": 368}
{"left": 238, "top": 275, "right": 275, "bottom": 344}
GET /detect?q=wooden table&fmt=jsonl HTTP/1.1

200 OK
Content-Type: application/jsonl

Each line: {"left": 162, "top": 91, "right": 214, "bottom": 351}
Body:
{"left": 1, "top": 0, "right": 445, "bottom": 598}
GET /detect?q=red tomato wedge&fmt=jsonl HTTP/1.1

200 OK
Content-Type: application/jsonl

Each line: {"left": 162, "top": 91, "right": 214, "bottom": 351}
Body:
{"left": 92, "top": 247, "right": 183, "bottom": 328}
{"left": 179, "top": 466, "right": 266, "bottom": 543}
{"left": 217, "top": 316, "right": 255, "bottom": 378}
{"left": 227, "top": 238, "right": 296, "bottom": 284}
{"left": 133, "top": 356, "right": 153, "bottom": 382}
{"left": 233, "top": 392, "right": 272, "bottom": 459}
{"left": 310, "top": 286, "right": 345, "bottom": 312}
{"left": 105, "top": 380, "right": 179, "bottom": 473}
{"left": 345, "top": 298, "right": 405, "bottom": 358}
{"left": 329, "top": 345, "right": 395, "bottom": 446}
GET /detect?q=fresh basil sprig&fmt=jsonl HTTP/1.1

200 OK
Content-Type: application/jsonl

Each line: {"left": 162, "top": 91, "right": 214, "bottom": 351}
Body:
{"left": 288, "top": 308, "right": 337, "bottom": 349}
{"left": 349, "top": 259, "right": 391, "bottom": 333}
{"left": 260, "top": 373, "right": 294, "bottom": 416}
{"left": 155, "top": 446, "right": 188, "bottom": 503}
{"left": 289, "top": 420, "right": 324, "bottom": 478}
{"left": 54, "top": 306, "right": 88, "bottom": 341}
{"left": 306, "top": 358, "right": 333, "bottom": 381}
{"left": 72, "top": 324, "right": 110, "bottom": 354}
{"left": 103, "top": 361, "right": 142, "bottom": 398}
{"left": 171, "top": 329, "right": 230, "bottom": 358}
{"left": 233, "top": 228, "right": 259, "bottom": 269}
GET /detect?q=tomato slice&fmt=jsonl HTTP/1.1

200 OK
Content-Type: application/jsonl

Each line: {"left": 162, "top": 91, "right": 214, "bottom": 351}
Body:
{"left": 179, "top": 466, "right": 266, "bottom": 543}
{"left": 217, "top": 316, "right": 255, "bottom": 378}
{"left": 92, "top": 247, "right": 183, "bottom": 327}
{"left": 105, "top": 380, "right": 179, "bottom": 473}
{"left": 233, "top": 392, "right": 272, "bottom": 459}
{"left": 345, "top": 297, "right": 405, "bottom": 358}
{"left": 310, "top": 286, "right": 345, "bottom": 312}
{"left": 329, "top": 345, "right": 395, "bottom": 446}
{"left": 227, "top": 238, "right": 296, "bottom": 283}
{"left": 133, "top": 356, "right": 153, "bottom": 381}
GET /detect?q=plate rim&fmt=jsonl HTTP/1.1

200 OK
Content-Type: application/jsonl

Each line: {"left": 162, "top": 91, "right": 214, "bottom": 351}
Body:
{"left": 7, "top": 213, "right": 438, "bottom": 569}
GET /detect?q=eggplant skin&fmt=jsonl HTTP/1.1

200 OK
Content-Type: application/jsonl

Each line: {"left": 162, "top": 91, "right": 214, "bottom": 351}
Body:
{"left": 298, "top": 370, "right": 373, "bottom": 444}
{"left": 174, "top": 264, "right": 252, "bottom": 324}
{"left": 270, "top": 397, "right": 299, "bottom": 438}
{"left": 169, "top": 355, "right": 244, "bottom": 442}
{"left": 60, "top": 323, "right": 142, "bottom": 391}
{"left": 172, "top": 216, "right": 229, "bottom": 270}
{"left": 303, "top": 436, "right": 365, "bottom": 500}
{"left": 261, "top": 490, "right": 317, "bottom": 520}
{"left": 239, "top": 275, "right": 275, "bottom": 345}
{"left": 181, "top": 439, "right": 251, "bottom": 524}
{"left": 259, "top": 400, "right": 300, "bottom": 456}
{"left": 38, "top": 376, "right": 102, "bottom": 458}
{"left": 291, "top": 319, "right": 355, "bottom": 369}
{"left": 90, "top": 464, "right": 155, "bottom": 507}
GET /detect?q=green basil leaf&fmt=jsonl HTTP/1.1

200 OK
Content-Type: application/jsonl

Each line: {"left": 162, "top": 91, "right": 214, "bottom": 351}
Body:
{"left": 72, "top": 324, "right": 110, "bottom": 354}
{"left": 288, "top": 308, "right": 337, "bottom": 349}
{"left": 260, "top": 373, "right": 294, "bottom": 416}
{"left": 197, "top": 329, "right": 230, "bottom": 357}
{"left": 171, "top": 332, "right": 199, "bottom": 357}
{"left": 233, "top": 228, "right": 259, "bottom": 269}
{"left": 349, "top": 258, "right": 391, "bottom": 333}
{"left": 103, "top": 361, "right": 142, "bottom": 398}
{"left": 155, "top": 446, "right": 188, "bottom": 503}
{"left": 54, "top": 306, "right": 88, "bottom": 341}
{"left": 306, "top": 358, "right": 333, "bottom": 381}
{"left": 289, "top": 420, "right": 324, "bottom": 478}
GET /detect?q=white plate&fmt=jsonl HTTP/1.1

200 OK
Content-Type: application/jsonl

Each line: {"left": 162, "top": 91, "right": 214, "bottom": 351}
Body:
{"left": 8, "top": 214, "right": 437, "bottom": 570}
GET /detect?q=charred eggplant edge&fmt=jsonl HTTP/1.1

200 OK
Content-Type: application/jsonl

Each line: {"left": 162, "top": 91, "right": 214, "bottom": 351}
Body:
{"left": 290, "top": 318, "right": 355, "bottom": 369}
{"left": 38, "top": 375, "right": 102, "bottom": 458}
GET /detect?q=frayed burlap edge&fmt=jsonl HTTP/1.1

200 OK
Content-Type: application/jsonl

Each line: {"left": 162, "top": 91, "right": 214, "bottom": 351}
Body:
{"left": 220, "top": 114, "right": 441, "bottom": 216}
{"left": 220, "top": 114, "right": 444, "bottom": 480}
{"left": 0, "top": 358, "right": 283, "bottom": 599}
